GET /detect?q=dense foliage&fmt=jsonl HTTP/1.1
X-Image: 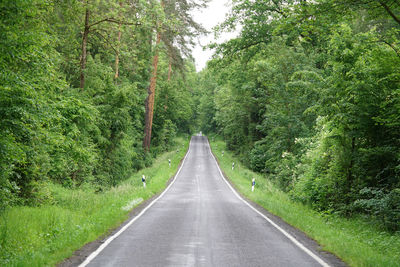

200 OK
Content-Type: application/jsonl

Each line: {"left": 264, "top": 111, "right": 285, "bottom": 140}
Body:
{"left": 0, "top": 0, "right": 202, "bottom": 211}
{"left": 197, "top": 0, "right": 400, "bottom": 231}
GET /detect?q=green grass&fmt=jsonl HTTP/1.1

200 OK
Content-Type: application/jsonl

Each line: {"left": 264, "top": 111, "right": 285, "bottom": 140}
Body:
{"left": 0, "top": 137, "right": 189, "bottom": 267}
{"left": 209, "top": 137, "right": 400, "bottom": 267}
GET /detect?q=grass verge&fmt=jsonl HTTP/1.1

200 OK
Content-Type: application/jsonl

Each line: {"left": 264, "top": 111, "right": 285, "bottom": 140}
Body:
{"left": 0, "top": 137, "right": 189, "bottom": 267}
{"left": 209, "top": 137, "right": 400, "bottom": 267}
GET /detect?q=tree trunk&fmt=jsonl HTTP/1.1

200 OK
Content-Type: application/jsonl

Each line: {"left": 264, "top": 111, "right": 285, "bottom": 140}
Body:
{"left": 114, "top": 29, "right": 121, "bottom": 79}
{"left": 80, "top": 8, "right": 90, "bottom": 89}
{"left": 347, "top": 137, "right": 355, "bottom": 191}
{"left": 379, "top": 1, "right": 400, "bottom": 25}
{"left": 115, "top": 2, "right": 123, "bottom": 79}
{"left": 168, "top": 59, "right": 172, "bottom": 81}
{"left": 345, "top": 136, "right": 356, "bottom": 208}
{"left": 143, "top": 31, "right": 161, "bottom": 151}
{"left": 164, "top": 57, "right": 171, "bottom": 111}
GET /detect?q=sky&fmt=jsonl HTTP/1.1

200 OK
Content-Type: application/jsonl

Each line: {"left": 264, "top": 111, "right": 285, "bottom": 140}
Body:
{"left": 190, "top": 0, "right": 239, "bottom": 71}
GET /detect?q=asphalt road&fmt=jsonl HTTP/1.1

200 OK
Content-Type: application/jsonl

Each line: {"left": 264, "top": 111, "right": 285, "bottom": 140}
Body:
{"left": 83, "top": 136, "right": 330, "bottom": 267}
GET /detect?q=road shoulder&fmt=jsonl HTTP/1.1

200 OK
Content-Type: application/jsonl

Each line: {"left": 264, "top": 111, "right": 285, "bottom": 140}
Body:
{"left": 207, "top": 137, "right": 346, "bottom": 267}
{"left": 58, "top": 145, "right": 190, "bottom": 267}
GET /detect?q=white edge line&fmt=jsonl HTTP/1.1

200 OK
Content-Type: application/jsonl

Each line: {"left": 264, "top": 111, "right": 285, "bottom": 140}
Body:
{"left": 79, "top": 139, "right": 192, "bottom": 267}
{"left": 206, "top": 139, "right": 331, "bottom": 267}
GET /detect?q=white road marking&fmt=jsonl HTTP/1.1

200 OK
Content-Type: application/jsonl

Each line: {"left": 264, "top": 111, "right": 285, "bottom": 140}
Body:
{"left": 206, "top": 140, "right": 331, "bottom": 267}
{"left": 78, "top": 141, "right": 192, "bottom": 267}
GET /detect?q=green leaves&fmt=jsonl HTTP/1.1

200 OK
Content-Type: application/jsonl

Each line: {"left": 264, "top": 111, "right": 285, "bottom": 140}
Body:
{"left": 0, "top": 0, "right": 203, "bottom": 210}
{"left": 197, "top": 0, "right": 400, "bottom": 230}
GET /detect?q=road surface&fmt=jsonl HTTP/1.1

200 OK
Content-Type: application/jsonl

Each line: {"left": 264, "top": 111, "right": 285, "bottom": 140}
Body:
{"left": 83, "top": 136, "right": 330, "bottom": 267}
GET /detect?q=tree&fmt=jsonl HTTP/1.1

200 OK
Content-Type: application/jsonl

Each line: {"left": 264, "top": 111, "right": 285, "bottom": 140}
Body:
{"left": 0, "top": 0, "right": 205, "bottom": 208}
{"left": 198, "top": 0, "right": 400, "bottom": 230}
{"left": 78, "top": 0, "right": 138, "bottom": 89}
{"left": 143, "top": 0, "right": 208, "bottom": 151}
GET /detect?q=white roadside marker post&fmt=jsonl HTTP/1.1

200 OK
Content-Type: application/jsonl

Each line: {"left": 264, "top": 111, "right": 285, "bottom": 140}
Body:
{"left": 142, "top": 175, "right": 146, "bottom": 188}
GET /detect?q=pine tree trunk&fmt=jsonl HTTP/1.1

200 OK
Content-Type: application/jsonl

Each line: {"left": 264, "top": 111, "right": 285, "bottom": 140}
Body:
{"left": 168, "top": 59, "right": 172, "bottom": 81}
{"left": 80, "top": 8, "right": 90, "bottom": 89}
{"left": 143, "top": 31, "right": 161, "bottom": 151}
{"left": 164, "top": 57, "right": 171, "bottom": 111}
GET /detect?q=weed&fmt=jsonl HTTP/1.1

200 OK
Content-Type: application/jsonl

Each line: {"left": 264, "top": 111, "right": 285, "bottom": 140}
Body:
{"left": 0, "top": 137, "right": 189, "bottom": 266}
{"left": 209, "top": 137, "right": 400, "bottom": 267}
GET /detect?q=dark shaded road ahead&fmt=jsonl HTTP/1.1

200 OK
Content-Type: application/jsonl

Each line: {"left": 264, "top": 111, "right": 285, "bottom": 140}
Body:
{"left": 82, "top": 136, "right": 332, "bottom": 267}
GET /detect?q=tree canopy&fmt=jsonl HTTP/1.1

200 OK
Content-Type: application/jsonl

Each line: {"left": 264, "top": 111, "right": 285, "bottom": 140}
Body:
{"left": 0, "top": 0, "right": 203, "bottom": 211}
{"left": 196, "top": 0, "right": 400, "bottom": 231}
{"left": 1, "top": 0, "right": 400, "bottom": 233}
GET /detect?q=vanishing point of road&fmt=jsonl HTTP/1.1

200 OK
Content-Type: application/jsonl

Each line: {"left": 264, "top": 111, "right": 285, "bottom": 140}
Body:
{"left": 81, "top": 136, "right": 338, "bottom": 267}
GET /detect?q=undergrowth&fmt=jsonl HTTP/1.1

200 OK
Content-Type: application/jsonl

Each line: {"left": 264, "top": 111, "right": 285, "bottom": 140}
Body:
{"left": 209, "top": 137, "right": 400, "bottom": 267}
{"left": 0, "top": 137, "right": 189, "bottom": 266}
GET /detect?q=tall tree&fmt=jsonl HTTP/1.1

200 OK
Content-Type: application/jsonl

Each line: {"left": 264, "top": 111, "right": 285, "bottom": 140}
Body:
{"left": 143, "top": 30, "right": 161, "bottom": 151}
{"left": 79, "top": 0, "right": 137, "bottom": 88}
{"left": 143, "top": 0, "right": 208, "bottom": 151}
{"left": 114, "top": 1, "right": 123, "bottom": 79}
{"left": 197, "top": 0, "right": 400, "bottom": 230}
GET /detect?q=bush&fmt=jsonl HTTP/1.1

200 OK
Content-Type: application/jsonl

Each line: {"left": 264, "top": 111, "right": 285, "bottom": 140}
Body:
{"left": 353, "top": 188, "right": 400, "bottom": 231}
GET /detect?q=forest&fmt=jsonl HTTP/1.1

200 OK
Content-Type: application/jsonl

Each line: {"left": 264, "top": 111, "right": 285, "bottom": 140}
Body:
{"left": 0, "top": 0, "right": 400, "bottom": 262}
{"left": 197, "top": 0, "right": 400, "bottom": 231}
{"left": 0, "top": 0, "right": 207, "bottom": 212}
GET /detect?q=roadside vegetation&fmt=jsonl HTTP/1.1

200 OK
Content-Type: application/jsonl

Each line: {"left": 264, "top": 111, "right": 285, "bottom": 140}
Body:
{"left": 0, "top": 137, "right": 188, "bottom": 266}
{"left": 209, "top": 137, "right": 400, "bottom": 267}
{"left": 2, "top": 0, "right": 400, "bottom": 266}
{"left": 195, "top": 0, "right": 400, "bottom": 259}
{"left": 1, "top": 0, "right": 203, "bottom": 265}
{"left": 1, "top": 0, "right": 204, "bottom": 213}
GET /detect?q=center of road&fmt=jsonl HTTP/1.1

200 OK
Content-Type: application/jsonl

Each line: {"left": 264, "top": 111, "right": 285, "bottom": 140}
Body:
{"left": 80, "top": 136, "right": 330, "bottom": 267}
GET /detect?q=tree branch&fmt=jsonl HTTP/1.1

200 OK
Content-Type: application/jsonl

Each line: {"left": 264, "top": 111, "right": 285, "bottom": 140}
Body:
{"left": 92, "top": 30, "right": 118, "bottom": 54}
{"left": 379, "top": 40, "right": 400, "bottom": 58}
{"left": 379, "top": 1, "right": 400, "bottom": 25}
{"left": 89, "top": 17, "right": 140, "bottom": 28}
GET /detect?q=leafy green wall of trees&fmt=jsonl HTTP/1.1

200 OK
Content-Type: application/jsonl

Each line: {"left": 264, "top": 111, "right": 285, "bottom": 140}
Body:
{"left": 2, "top": 0, "right": 400, "bottom": 233}
{"left": 197, "top": 0, "right": 400, "bottom": 231}
{"left": 0, "top": 0, "right": 201, "bottom": 211}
